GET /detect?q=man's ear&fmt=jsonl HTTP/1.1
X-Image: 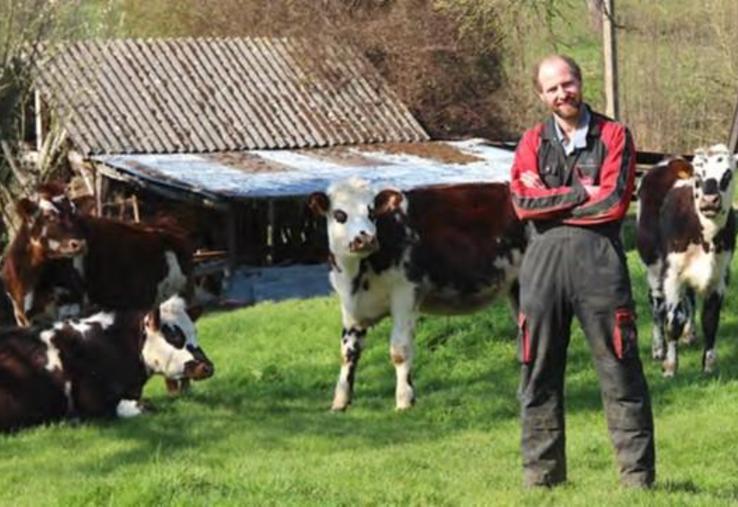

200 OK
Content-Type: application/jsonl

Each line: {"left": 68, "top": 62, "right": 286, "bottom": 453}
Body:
{"left": 374, "top": 189, "right": 404, "bottom": 216}
{"left": 16, "top": 198, "right": 39, "bottom": 222}
{"left": 307, "top": 192, "right": 330, "bottom": 217}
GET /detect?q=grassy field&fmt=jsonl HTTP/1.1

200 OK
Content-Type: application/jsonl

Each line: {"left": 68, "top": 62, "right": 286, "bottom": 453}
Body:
{"left": 2, "top": 250, "right": 738, "bottom": 506}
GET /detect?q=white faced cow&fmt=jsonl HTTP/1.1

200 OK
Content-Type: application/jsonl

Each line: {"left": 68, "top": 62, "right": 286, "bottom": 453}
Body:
{"left": 0, "top": 295, "right": 213, "bottom": 432}
{"left": 309, "top": 177, "right": 527, "bottom": 410}
{"left": 637, "top": 144, "right": 736, "bottom": 376}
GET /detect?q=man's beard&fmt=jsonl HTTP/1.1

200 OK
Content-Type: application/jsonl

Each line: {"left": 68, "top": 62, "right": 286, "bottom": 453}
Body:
{"left": 552, "top": 97, "right": 582, "bottom": 121}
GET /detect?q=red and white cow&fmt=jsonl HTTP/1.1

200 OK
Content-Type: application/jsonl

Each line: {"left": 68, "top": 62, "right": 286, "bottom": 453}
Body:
{"left": 1, "top": 184, "right": 87, "bottom": 326}
{"left": 309, "top": 177, "right": 527, "bottom": 410}
{"left": 0, "top": 295, "right": 214, "bottom": 432}
{"left": 636, "top": 144, "right": 736, "bottom": 376}
{"left": 2, "top": 197, "right": 194, "bottom": 327}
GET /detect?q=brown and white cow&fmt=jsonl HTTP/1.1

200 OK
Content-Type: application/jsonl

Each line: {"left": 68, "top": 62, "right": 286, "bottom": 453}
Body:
{"left": 1, "top": 184, "right": 87, "bottom": 327}
{"left": 309, "top": 177, "right": 527, "bottom": 410}
{"left": 0, "top": 295, "right": 213, "bottom": 432}
{"left": 636, "top": 144, "right": 736, "bottom": 376}
{"left": 2, "top": 196, "right": 194, "bottom": 327}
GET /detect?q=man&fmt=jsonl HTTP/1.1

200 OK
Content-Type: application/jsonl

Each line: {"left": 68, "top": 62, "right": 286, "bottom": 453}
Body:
{"left": 509, "top": 54, "right": 655, "bottom": 488}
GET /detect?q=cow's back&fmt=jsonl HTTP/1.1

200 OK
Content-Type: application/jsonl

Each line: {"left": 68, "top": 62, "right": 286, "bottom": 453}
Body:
{"left": 373, "top": 183, "right": 526, "bottom": 313}
{"left": 0, "top": 329, "right": 67, "bottom": 431}
{"left": 81, "top": 216, "right": 193, "bottom": 309}
{"left": 637, "top": 159, "right": 693, "bottom": 264}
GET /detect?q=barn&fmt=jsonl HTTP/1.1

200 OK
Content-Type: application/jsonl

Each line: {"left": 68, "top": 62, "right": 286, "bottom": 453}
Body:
{"left": 23, "top": 37, "right": 516, "bottom": 303}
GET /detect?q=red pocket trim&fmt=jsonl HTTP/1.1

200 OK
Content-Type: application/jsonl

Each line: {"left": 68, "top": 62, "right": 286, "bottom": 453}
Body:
{"left": 613, "top": 308, "right": 633, "bottom": 360}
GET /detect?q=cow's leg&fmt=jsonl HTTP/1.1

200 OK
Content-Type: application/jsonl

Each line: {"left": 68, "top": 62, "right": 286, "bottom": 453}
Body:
{"left": 331, "top": 325, "right": 366, "bottom": 411}
{"left": 9, "top": 291, "right": 31, "bottom": 327}
{"left": 645, "top": 262, "right": 666, "bottom": 360}
{"left": 680, "top": 287, "right": 698, "bottom": 346}
{"left": 390, "top": 286, "right": 418, "bottom": 410}
{"left": 662, "top": 266, "right": 686, "bottom": 377}
{"left": 701, "top": 289, "right": 723, "bottom": 374}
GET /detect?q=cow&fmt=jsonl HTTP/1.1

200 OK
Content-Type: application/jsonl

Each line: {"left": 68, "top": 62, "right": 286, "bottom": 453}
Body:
{"left": 0, "top": 295, "right": 214, "bottom": 432}
{"left": 1, "top": 184, "right": 87, "bottom": 327}
{"left": 636, "top": 144, "right": 736, "bottom": 377}
{"left": 2, "top": 197, "right": 194, "bottom": 327}
{"left": 308, "top": 177, "right": 527, "bottom": 410}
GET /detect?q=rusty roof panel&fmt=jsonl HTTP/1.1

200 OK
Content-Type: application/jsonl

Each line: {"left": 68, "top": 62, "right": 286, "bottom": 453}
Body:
{"left": 93, "top": 139, "right": 512, "bottom": 200}
{"left": 35, "top": 37, "right": 429, "bottom": 155}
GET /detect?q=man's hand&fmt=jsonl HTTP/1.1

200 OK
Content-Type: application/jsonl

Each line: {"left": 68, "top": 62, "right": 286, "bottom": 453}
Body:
{"left": 520, "top": 171, "right": 546, "bottom": 189}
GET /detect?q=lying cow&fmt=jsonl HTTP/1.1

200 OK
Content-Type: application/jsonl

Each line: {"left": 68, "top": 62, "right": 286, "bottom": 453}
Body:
{"left": 0, "top": 295, "right": 213, "bottom": 432}
{"left": 636, "top": 144, "right": 736, "bottom": 376}
{"left": 1, "top": 184, "right": 87, "bottom": 326}
{"left": 309, "top": 178, "right": 527, "bottom": 410}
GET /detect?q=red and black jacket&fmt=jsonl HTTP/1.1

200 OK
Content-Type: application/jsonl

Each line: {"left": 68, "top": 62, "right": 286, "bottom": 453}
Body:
{"left": 510, "top": 108, "right": 636, "bottom": 226}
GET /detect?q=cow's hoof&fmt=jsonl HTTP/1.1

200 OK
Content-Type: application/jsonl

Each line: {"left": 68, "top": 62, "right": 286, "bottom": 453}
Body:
{"left": 651, "top": 347, "right": 665, "bottom": 361}
{"left": 662, "top": 361, "right": 677, "bottom": 378}
{"left": 703, "top": 350, "right": 717, "bottom": 374}
{"left": 395, "top": 391, "right": 416, "bottom": 411}
{"left": 331, "top": 389, "right": 351, "bottom": 411}
{"left": 680, "top": 331, "right": 698, "bottom": 347}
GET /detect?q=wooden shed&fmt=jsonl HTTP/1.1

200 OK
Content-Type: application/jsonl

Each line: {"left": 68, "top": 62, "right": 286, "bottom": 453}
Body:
{"left": 28, "top": 36, "right": 516, "bottom": 298}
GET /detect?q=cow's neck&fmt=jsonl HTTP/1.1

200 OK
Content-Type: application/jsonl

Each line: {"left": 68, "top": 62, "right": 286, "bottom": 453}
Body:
{"left": 331, "top": 252, "right": 363, "bottom": 279}
{"left": 696, "top": 207, "right": 727, "bottom": 243}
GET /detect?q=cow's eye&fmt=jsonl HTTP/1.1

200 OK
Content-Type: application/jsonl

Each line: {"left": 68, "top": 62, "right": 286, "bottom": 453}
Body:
{"left": 162, "top": 324, "right": 186, "bottom": 348}
{"left": 720, "top": 170, "right": 733, "bottom": 191}
{"left": 333, "top": 210, "right": 347, "bottom": 223}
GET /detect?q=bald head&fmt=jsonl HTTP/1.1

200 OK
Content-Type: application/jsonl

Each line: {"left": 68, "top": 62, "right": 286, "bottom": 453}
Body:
{"left": 533, "top": 54, "right": 584, "bottom": 123}
{"left": 532, "top": 55, "right": 582, "bottom": 92}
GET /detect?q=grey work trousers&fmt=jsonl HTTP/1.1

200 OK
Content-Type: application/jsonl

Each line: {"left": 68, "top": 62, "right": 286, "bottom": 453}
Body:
{"left": 517, "top": 224, "right": 655, "bottom": 487}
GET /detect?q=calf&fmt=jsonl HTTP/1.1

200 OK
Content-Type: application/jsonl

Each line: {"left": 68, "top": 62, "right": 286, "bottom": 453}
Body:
{"left": 0, "top": 295, "right": 213, "bottom": 432}
{"left": 636, "top": 144, "right": 736, "bottom": 376}
{"left": 309, "top": 178, "right": 527, "bottom": 410}
{"left": 1, "top": 184, "right": 87, "bottom": 327}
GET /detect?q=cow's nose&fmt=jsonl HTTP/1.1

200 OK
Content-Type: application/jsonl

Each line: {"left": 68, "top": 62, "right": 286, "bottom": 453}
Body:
{"left": 702, "top": 194, "right": 720, "bottom": 206}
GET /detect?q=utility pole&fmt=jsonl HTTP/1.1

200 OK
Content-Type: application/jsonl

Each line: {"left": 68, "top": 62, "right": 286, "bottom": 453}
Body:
{"left": 602, "top": 0, "right": 619, "bottom": 120}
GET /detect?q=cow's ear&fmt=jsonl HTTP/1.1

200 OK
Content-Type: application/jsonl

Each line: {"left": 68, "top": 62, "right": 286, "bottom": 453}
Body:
{"left": 16, "top": 198, "right": 39, "bottom": 222}
{"left": 186, "top": 305, "right": 203, "bottom": 322}
{"left": 307, "top": 192, "right": 330, "bottom": 216}
{"left": 145, "top": 307, "right": 162, "bottom": 331}
{"left": 672, "top": 158, "right": 693, "bottom": 180}
{"left": 374, "top": 189, "right": 403, "bottom": 216}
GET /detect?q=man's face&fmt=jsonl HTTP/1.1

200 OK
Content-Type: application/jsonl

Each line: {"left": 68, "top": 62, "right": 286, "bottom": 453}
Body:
{"left": 537, "top": 59, "right": 583, "bottom": 121}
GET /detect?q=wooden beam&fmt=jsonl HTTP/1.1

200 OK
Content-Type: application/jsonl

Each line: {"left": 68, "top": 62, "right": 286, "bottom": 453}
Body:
{"left": 602, "top": 0, "right": 620, "bottom": 120}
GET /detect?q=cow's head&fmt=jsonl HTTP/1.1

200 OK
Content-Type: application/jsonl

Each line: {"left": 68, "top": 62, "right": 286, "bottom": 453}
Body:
{"left": 308, "top": 177, "right": 404, "bottom": 258}
{"left": 18, "top": 183, "right": 87, "bottom": 259}
{"left": 142, "top": 296, "right": 214, "bottom": 381}
{"left": 692, "top": 144, "right": 736, "bottom": 219}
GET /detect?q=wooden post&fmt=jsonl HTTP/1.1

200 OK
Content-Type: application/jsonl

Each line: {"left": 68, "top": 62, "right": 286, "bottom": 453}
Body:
{"left": 266, "top": 199, "right": 275, "bottom": 266}
{"left": 728, "top": 97, "right": 738, "bottom": 154}
{"left": 602, "top": 0, "right": 620, "bottom": 120}
{"left": 225, "top": 204, "right": 237, "bottom": 272}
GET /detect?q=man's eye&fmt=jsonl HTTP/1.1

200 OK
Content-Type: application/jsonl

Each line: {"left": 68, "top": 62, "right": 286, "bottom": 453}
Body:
{"left": 333, "top": 210, "right": 347, "bottom": 223}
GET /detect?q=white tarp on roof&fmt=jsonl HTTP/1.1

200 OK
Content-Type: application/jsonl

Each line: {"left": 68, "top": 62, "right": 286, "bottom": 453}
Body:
{"left": 94, "top": 138, "right": 515, "bottom": 200}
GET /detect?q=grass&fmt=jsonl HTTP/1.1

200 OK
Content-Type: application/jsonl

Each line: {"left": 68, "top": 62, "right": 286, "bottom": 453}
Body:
{"left": 3, "top": 250, "right": 738, "bottom": 506}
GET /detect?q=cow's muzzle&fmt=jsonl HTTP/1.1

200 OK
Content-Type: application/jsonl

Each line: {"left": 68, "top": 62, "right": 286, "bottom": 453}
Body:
{"left": 50, "top": 238, "right": 88, "bottom": 258}
{"left": 184, "top": 356, "right": 214, "bottom": 380}
{"left": 349, "top": 232, "right": 378, "bottom": 254}
{"left": 699, "top": 194, "right": 722, "bottom": 216}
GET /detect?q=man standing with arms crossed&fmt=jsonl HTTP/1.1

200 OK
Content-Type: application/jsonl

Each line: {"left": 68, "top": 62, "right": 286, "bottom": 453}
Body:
{"left": 509, "top": 54, "right": 655, "bottom": 488}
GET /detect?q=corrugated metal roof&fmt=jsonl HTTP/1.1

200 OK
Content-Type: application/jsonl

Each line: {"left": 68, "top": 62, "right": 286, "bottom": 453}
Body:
{"left": 92, "top": 139, "right": 514, "bottom": 201}
{"left": 35, "top": 37, "right": 429, "bottom": 155}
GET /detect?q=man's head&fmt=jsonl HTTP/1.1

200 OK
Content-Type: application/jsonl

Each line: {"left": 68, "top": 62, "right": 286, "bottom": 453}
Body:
{"left": 533, "top": 54, "right": 583, "bottom": 122}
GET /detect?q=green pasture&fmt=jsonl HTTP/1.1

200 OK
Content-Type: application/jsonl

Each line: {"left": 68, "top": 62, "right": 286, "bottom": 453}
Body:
{"left": 2, "top": 249, "right": 738, "bottom": 506}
